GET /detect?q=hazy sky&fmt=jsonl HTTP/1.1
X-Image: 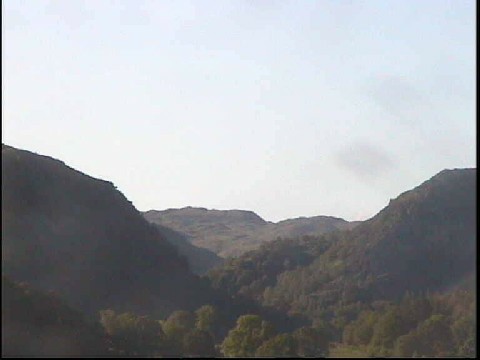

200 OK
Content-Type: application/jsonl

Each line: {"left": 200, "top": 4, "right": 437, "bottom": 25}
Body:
{"left": 2, "top": 0, "right": 476, "bottom": 222}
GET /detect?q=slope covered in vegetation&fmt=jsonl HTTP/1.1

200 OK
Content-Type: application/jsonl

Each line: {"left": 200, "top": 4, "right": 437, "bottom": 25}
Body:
{"left": 207, "top": 168, "right": 476, "bottom": 352}
{"left": 153, "top": 223, "right": 223, "bottom": 274}
{"left": 144, "top": 207, "right": 354, "bottom": 258}
{"left": 2, "top": 145, "right": 219, "bottom": 318}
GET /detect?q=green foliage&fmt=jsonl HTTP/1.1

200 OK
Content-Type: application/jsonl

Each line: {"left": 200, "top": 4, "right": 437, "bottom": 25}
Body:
{"left": 343, "top": 311, "right": 379, "bottom": 346}
{"left": 161, "top": 310, "right": 196, "bottom": 356}
{"left": 393, "top": 332, "right": 418, "bottom": 357}
{"left": 209, "top": 168, "right": 476, "bottom": 345}
{"left": 413, "top": 314, "right": 454, "bottom": 356}
{"left": 208, "top": 235, "right": 332, "bottom": 302}
{"left": 221, "top": 315, "right": 276, "bottom": 357}
{"left": 195, "top": 304, "right": 219, "bottom": 335}
{"left": 164, "top": 310, "right": 196, "bottom": 331}
{"left": 182, "top": 329, "right": 216, "bottom": 357}
{"left": 343, "top": 290, "right": 476, "bottom": 358}
{"left": 99, "top": 310, "right": 166, "bottom": 357}
{"left": 293, "top": 326, "right": 330, "bottom": 357}
{"left": 255, "top": 333, "right": 297, "bottom": 357}
{"left": 451, "top": 315, "right": 476, "bottom": 357}
{"left": 370, "top": 308, "right": 405, "bottom": 349}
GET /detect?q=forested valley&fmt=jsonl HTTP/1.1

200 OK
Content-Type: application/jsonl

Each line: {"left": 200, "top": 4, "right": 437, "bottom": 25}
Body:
{"left": 2, "top": 145, "right": 476, "bottom": 357}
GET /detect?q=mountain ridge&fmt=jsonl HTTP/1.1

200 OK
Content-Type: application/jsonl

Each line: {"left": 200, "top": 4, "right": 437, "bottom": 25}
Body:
{"left": 2, "top": 144, "right": 216, "bottom": 319}
{"left": 143, "top": 208, "right": 356, "bottom": 258}
{"left": 207, "top": 167, "right": 476, "bottom": 324}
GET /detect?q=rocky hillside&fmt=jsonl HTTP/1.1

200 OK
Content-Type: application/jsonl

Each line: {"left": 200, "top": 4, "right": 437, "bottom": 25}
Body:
{"left": 144, "top": 207, "right": 355, "bottom": 258}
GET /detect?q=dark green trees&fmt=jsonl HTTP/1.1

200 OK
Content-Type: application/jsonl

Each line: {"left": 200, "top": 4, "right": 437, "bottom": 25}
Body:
{"left": 293, "top": 326, "right": 330, "bottom": 357}
{"left": 255, "top": 334, "right": 296, "bottom": 357}
{"left": 162, "top": 308, "right": 217, "bottom": 357}
{"left": 221, "top": 315, "right": 275, "bottom": 357}
{"left": 195, "top": 304, "right": 219, "bottom": 335}
{"left": 183, "top": 329, "right": 217, "bottom": 357}
{"left": 99, "top": 310, "right": 166, "bottom": 357}
{"left": 221, "top": 314, "right": 331, "bottom": 358}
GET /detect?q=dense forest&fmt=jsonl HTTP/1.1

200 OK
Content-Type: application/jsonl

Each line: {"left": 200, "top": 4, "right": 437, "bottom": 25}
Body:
{"left": 1, "top": 144, "right": 476, "bottom": 357}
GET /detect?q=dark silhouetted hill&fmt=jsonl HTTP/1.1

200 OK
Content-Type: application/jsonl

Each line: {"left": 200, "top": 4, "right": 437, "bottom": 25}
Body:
{"left": 2, "top": 145, "right": 218, "bottom": 319}
{"left": 1, "top": 144, "right": 303, "bottom": 342}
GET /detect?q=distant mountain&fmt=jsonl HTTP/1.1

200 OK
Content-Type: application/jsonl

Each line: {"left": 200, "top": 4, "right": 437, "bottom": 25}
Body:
{"left": 1, "top": 144, "right": 302, "bottom": 339}
{"left": 143, "top": 207, "right": 355, "bottom": 258}
{"left": 2, "top": 145, "right": 218, "bottom": 318}
{"left": 207, "top": 168, "right": 476, "bottom": 323}
{"left": 153, "top": 223, "right": 223, "bottom": 275}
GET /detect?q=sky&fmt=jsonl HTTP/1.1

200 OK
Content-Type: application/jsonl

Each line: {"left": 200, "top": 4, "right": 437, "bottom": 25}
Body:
{"left": 2, "top": 0, "right": 476, "bottom": 222}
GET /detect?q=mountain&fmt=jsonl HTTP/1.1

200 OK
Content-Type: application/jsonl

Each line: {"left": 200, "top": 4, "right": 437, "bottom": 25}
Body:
{"left": 2, "top": 144, "right": 218, "bottom": 319}
{"left": 207, "top": 168, "right": 476, "bottom": 323}
{"left": 143, "top": 207, "right": 355, "bottom": 258}
{"left": 1, "top": 144, "right": 303, "bottom": 339}
{"left": 153, "top": 223, "right": 223, "bottom": 275}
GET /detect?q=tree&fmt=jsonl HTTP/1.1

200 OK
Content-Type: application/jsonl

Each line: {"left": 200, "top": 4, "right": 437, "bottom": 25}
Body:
{"left": 221, "top": 315, "right": 275, "bottom": 357}
{"left": 182, "top": 329, "right": 216, "bottom": 357}
{"left": 394, "top": 332, "right": 418, "bottom": 357}
{"left": 195, "top": 305, "right": 219, "bottom": 336}
{"left": 370, "top": 308, "right": 404, "bottom": 349}
{"left": 255, "top": 333, "right": 297, "bottom": 357}
{"left": 414, "top": 314, "right": 454, "bottom": 356}
{"left": 293, "top": 326, "right": 329, "bottom": 357}
{"left": 451, "top": 315, "right": 475, "bottom": 357}
{"left": 99, "top": 310, "right": 166, "bottom": 357}
{"left": 161, "top": 310, "right": 196, "bottom": 356}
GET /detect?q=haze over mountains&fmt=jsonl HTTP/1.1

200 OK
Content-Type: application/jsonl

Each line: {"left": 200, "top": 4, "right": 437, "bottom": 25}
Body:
{"left": 1, "top": 144, "right": 476, "bottom": 357}
{"left": 144, "top": 207, "right": 358, "bottom": 258}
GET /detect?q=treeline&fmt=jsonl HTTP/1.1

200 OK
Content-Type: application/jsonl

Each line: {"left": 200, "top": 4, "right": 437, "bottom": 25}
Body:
{"left": 99, "top": 305, "right": 329, "bottom": 357}
{"left": 2, "top": 277, "right": 109, "bottom": 357}
{"left": 341, "top": 290, "right": 475, "bottom": 357}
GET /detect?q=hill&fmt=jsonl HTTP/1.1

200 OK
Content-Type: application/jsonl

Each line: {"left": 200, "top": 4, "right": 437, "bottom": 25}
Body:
{"left": 153, "top": 223, "right": 223, "bottom": 275}
{"left": 207, "top": 168, "right": 476, "bottom": 323}
{"left": 2, "top": 144, "right": 218, "bottom": 318}
{"left": 143, "top": 207, "right": 355, "bottom": 258}
{"left": 1, "top": 144, "right": 304, "bottom": 341}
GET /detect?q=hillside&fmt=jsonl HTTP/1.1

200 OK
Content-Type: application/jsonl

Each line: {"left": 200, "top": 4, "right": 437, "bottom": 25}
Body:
{"left": 153, "top": 223, "right": 223, "bottom": 275}
{"left": 2, "top": 144, "right": 475, "bottom": 357}
{"left": 207, "top": 168, "right": 476, "bottom": 324}
{"left": 2, "top": 145, "right": 219, "bottom": 318}
{"left": 143, "top": 207, "right": 355, "bottom": 258}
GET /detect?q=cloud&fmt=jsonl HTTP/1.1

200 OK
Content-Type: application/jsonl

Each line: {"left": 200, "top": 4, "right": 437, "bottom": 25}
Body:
{"left": 368, "top": 75, "right": 431, "bottom": 125}
{"left": 334, "top": 140, "right": 396, "bottom": 181}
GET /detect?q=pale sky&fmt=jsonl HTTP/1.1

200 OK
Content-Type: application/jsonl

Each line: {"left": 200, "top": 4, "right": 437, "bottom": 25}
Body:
{"left": 2, "top": 0, "right": 476, "bottom": 222}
